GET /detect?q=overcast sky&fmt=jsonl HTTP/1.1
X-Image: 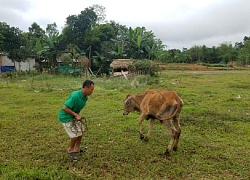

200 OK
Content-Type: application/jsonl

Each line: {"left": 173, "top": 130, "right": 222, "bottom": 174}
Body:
{"left": 1, "top": 0, "right": 250, "bottom": 50}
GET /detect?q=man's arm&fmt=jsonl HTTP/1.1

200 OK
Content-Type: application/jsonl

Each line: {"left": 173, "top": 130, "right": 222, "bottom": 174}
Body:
{"left": 62, "top": 105, "right": 82, "bottom": 120}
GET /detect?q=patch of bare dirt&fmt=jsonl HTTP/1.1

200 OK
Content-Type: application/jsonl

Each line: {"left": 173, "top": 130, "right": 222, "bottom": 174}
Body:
{"left": 156, "top": 63, "right": 225, "bottom": 70}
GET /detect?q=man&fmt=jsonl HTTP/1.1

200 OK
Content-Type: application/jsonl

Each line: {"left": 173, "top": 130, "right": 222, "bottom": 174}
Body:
{"left": 58, "top": 80, "right": 94, "bottom": 161}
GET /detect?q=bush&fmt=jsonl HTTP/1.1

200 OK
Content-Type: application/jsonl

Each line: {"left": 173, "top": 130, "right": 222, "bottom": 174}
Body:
{"left": 129, "top": 59, "right": 159, "bottom": 77}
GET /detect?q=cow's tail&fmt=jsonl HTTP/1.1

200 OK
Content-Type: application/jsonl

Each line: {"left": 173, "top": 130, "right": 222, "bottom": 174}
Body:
{"left": 157, "top": 94, "right": 182, "bottom": 121}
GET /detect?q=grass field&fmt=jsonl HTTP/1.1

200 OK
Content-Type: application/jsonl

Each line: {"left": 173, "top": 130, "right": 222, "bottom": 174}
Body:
{"left": 0, "top": 69, "right": 250, "bottom": 180}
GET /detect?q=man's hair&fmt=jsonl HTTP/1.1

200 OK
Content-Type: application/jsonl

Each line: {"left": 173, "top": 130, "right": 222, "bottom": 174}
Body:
{"left": 82, "top": 80, "right": 94, "bottom": 88}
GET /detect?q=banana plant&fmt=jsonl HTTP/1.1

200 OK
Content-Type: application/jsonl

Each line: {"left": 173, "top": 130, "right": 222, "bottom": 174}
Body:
{"left": 38, "top": 31, "right": 62, "bottom": 73}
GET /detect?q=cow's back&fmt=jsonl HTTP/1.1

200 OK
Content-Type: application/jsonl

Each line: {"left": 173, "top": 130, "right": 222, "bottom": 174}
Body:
{"left": 140, "top": 90, "right": 181, "bottom": 117}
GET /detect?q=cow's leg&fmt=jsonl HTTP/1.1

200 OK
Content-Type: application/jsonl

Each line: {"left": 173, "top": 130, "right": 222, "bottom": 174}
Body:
{"left": 145, "top": 118, "right": 155, "bottom": 141}
{"left": 172, "top": 114, "right": 181, "bottom": 151}
{"left": 173, "top": 101, "right": 183, "bottom": 151}
{"left": 156, "top": 101, "right": 169, "bottom": 119}
{"left": 164, "top": 120, "right": 177, "bottom": 156}
{"left": 138, "top": 115, "right": 146, "bottom": 140}
{"left": 157, "top": 103, "right": 177, "bottom": 120}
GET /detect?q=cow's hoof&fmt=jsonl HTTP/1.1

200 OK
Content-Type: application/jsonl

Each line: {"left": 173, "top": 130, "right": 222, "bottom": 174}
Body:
{"left": 173, "top": 146, "right": 178, "bottom": 151}
{"left": 140, "top": 134, "right": 144, "bottom": 140}
{"left": 144, "top": 137, "right": 149, "bottom": 142}
{"left": 164, "top": 151, "right": 170, "bottom": 156}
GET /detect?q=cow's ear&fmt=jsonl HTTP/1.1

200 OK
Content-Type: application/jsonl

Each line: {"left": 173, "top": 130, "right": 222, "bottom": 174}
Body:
{"left": 125, "top": 94, "right": 131, "bottom": 99}
{"left": 125, "top": 98, "right": 131, "bottom": 106}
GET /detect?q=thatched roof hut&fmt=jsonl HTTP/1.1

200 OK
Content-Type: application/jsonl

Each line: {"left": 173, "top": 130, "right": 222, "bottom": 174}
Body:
{"left": 110, "top": 59, "right": 132, "bottom": 77}
{"left": 110, "top": 59, "right": 132, "bottom": 70}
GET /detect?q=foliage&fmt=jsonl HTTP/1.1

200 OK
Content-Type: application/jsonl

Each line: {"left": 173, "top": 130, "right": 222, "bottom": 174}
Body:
{"left": 92, "top": 51, "right": 111, "bottom": 75}
{"left": 0, "top": 22, "right": 22, "bottom": 52}
{"left": 237, "top": 40, "right": 250, "bottom": 65}
{"left": 62, "top": 7, "right": 97, "bottom": 50}
{"left": 109, "top": 22, "right": 129, "bottom": 59}
{"left": 125, "top": 26, "right": 163, "bottom": 59}
{"left": 90, "top": 4, "right": 106, "bottom": 24}
{"left": 1, "top": 3, "right": 250, "bottom": 75}
{"left": 39, "top": 27, "right": 62, "bottom": 73}
{"left": 0, "top": 22, "right": 31, "bottom": 64}
{"left": 218, "top": 42, "right": 236, "bottom": 64}
{"left": 27, "top": 22, "right": 45, "bottom": 49}
{"left": 129, "top": 59, "right": 159, "bottom": 77}
{"left": 83, "top": 23, "right": 116, "bottom": 62}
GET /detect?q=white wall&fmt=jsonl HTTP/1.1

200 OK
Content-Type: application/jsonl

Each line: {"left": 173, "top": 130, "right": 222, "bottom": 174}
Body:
{"left": 16, "top": 59, "right": 36, "bottom": 71}
{"left": 1, "top": 55, "right": 35, "bottom": 71}
{"left": 1, "top": 56, "right": 14, "bottom": 66}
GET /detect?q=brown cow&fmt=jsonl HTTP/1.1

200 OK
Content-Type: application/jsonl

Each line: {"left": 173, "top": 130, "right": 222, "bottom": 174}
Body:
{"left": 123, "top": 90, "right": 183, "bottom": 156}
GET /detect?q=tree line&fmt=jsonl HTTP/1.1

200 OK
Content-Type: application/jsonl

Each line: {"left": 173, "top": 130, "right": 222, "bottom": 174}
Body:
{"left": 0, "top": 4, "right": 250, "bottom": 75}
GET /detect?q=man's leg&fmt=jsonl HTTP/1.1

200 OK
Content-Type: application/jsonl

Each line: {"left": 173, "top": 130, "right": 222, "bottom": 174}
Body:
{"left": 68, "top": 137, "right": 78, "bottom": 152}
{"left": 67, "top": 137, "right": 79, "bottom": 161}
{"left": 74, "top": 135, "right": 82, "bottom": 152}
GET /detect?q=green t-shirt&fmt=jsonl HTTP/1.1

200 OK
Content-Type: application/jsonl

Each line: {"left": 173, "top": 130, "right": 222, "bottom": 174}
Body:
{"left": 58, "top": 89, "right": 88, "bottom": 123}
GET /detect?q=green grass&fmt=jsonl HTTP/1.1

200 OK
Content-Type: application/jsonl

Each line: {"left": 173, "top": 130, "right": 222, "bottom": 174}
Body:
{"left": 0, "top": 70, "right": 250, "bottom": 180}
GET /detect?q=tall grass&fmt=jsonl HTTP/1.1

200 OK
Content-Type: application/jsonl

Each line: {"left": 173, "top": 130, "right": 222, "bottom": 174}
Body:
{"left": 0, "top": 70, "right": 249, "bottom": 179}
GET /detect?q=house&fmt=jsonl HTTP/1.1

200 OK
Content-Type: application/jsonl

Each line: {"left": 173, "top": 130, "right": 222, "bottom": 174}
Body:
{"left": 0, "top": 54, "right": 35, "bottom": 72}
{"left": 110, "top": 59, "right": 132, "bottom": 76}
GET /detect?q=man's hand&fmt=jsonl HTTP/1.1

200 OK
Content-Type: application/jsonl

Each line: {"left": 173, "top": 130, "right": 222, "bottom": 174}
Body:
{"left": 75, "top": 114, "right": 82, "bottom": 121}
{"left": 62, "top": 106, "right": 82, "bottom": 121}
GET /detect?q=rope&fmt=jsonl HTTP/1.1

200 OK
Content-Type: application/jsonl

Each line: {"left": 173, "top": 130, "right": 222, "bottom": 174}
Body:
{"left": 67, "top": 117, "right": 88, "bottom": 136}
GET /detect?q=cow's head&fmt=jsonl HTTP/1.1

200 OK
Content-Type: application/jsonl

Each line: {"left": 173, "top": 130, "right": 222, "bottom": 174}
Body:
{"left": 123, "top": 94, "right": 134, "bottom": 115}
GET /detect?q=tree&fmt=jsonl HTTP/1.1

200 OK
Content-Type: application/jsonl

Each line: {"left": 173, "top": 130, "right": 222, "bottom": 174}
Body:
{"left": 188, "top": 45, "right": 202, "bottom": 62}
{"left": 33, "top": 38, "right": 44, "bottom": 72}
{"left": 8, "top": 45, "right": 31, "bottom": 71}
{"left": 237, "top": 40, "right": 250, "bottom": 65}
{"left": 167, "top": 49, "right": 181, "bottom": 62}
{"left": 218, "top": 42, "right": 236, "bottom": 64}
{"left": 0, "top": 22, "right": 31, "bottom": 69}
{"left": 46, "top": 23, "right": 59, "bottom": 36}
{"left": 235, "top": 42, "right": 244, "bottom": 50}
{"left": 145, "top": 39, "right": 165, "bottom": 60}
{"left": 200, "top": 45, "right": 210, "bottom": 63}
{"left": 0, "top": 22, "right": 11, "bottom": 52}
{"left": 93, "top": 51, "right": 111, "bottom": 75}
{"left": 90, "top": 4, "right": 106, "bottom": 24}
{"left": 40, "top": 24, "right": 63, "bottom": 73}
{"left": 155, "top": 50, "right": 171, "bottom": 62}
{"left": 27, "top": 22, "right": 45, "bottom": 49}
{"left": 109, "top": 21, "right": 129, "bottom": 58}
{"left": 0, "top": 22, "right": 23, "bottom": 52}
{"left": 243, "top": 36, "right": 250, "bottom": 42}
{"left": 208, "top": 46, "right": 219, "bottom": 63}
{"left": 84, "top": 23, "right": 115, "bottom": 59}
{"left": 62, "top": 7, "right": 97, "bottom": 50}
{"left": 127, "top": 26, "right": 145, "bottom": 59}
